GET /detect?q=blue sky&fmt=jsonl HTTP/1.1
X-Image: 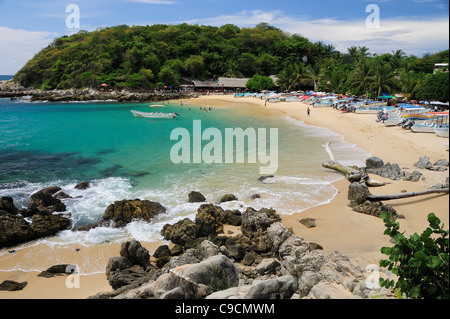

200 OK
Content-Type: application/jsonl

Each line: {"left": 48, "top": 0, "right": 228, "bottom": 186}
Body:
{"left": 0, "top": 0, "right": 448, "bottom": 74}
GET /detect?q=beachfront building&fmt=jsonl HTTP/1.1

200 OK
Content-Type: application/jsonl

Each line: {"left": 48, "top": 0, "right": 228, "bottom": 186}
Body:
{"left": 434, "top": 63, "right": 449, "bottom": 74}
{"left": 192, "top": 77, "right": 251, "bottom": 93}
{"left": 192, "top": 76, "right": 280, "bottom": 93}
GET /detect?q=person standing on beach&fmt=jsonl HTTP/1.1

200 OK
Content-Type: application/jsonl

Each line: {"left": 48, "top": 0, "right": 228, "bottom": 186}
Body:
{"left": 307, "top": 107, "right": 310, "bottom": 116}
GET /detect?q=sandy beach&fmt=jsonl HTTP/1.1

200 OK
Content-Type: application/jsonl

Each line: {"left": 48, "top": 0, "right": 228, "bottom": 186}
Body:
{"left": 1, "top": 95, "right": 448, "bottom": 299}
{"left": 189, "top": 95, "right": 449, "bottom": 263}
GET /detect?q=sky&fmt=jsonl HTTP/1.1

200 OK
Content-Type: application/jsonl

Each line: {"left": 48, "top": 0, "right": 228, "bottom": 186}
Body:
{"left": 0, "top": 0, "right": 448, "bottom": 74}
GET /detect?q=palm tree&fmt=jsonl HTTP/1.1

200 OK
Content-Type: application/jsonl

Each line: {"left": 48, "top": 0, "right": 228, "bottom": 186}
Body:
{"left": 348, "top": 46, "right": 358, "bottom": 58}
{"left": 399, "top": 71, "right": 422, "bottom": 100}
{"left": 390, "top": 49, "right": 407, "bottom": 70}
{"left": 350, "top": 59, "right": 374, "bottom": 96}
{"left": 327, "top": 70, "right": 345, "bottom": 93}
{"left": 358, "top": 46, "right": 371, "bottom": 59}
{"left": 276, "top": 62, "right": 306, "bottom": 91}
{"left": 276, "top": 67, "right": 294, "bottom": 92}
{"left": 370, "top": 62, "right": 396, "bottom": 99}
{"left": 305, "top": 63, "right": 323, "bottom": 91}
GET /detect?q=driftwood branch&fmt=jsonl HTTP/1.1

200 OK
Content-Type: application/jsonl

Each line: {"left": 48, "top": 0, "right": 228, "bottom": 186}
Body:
{"left": 366, "top": 188, "right": 449, "bottom": 201}
{"left": 321, "top": 142, "right": 385, "bottom": 187}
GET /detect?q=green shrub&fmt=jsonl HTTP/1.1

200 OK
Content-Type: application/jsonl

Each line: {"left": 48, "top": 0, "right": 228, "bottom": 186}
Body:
{"left": 379, "top": 212, "right": 449, "bottom": 299}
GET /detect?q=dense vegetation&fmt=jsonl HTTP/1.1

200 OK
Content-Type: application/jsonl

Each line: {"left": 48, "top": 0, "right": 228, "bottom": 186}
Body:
{"left": 13, "top": 23, "right": 449, "bottom": 101}
{"left": 379, "top": 212, "right": 449, "bottom": 299}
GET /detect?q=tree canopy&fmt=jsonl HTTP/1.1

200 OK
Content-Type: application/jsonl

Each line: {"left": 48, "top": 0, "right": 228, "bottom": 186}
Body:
{"left": 13, "top": 23, "right": 449, "bottom": 101}
{"left": 13, "top": 23, "right": 309, "bottom": 90}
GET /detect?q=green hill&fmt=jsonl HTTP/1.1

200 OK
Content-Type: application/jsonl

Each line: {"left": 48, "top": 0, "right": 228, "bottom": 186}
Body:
{"left": 13, "top": 23, "right": 310, "bottom": 90}
{"left": 13, "top": 22, "right": 448, "bottom": 101}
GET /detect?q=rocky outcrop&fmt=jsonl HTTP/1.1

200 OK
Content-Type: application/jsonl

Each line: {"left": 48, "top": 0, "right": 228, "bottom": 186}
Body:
{"left": 0, "top": 80, "right": 191, "bottom": 103}
{"left": 161, "top": 218, "right": 200, "bottom": 246}
{"left": 0, "top": 197, "right": 19, "bottom": 214}
{"left": 347, "top": 182, "right": 398, "bottom": 218}
{"left": 102, "top": 199, "right": 166, "bottom": 227}
{"left": 220, "top": 194, "right": 238, "bottom": 202}
{"left": 0, "top": 194, "right": 71, "bottom": 248}
{"left": 92, "top": 203, "right": 395, "bottom": 300}
{"left": 26, "top": 188, "right": 66, "bottom": 216}
{"left": 414, "top": 156, "right": 448, "bottom": 172}
{"left": 106, "top": 240, "right": 160, "bottom": 290}
{"left": 0, "top": 280, "right": 27, "bottom": 291}
{"left": 188, "top": 191, "right": 206, "bottom": 203}
{"left": 365, "top": 157, "right": 405, "bottom": 180}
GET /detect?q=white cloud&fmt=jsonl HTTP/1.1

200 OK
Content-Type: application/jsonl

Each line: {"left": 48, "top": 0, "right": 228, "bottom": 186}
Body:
{"left": 180, "top": 10, "right": 449, "bottom": 56}
{"left": 0, "top": 27, "right": 59, "bottom": 74}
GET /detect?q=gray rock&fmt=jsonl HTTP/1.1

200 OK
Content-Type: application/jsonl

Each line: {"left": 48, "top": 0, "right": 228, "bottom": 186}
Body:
{"left": 347, "top": 182, "right": 370, "bottom": 204}
{"left": 0, "top": 196, "right": 19, "bottom": 214}
{"left": 299, "top": 218, "right": 316, "bottom": 228}
{"left": 161, "top": 218, "right": 199, "bottom": 246}
{"left": 403, "top": 171, "right": 422, "bottom": 182}
{"left": 153, "top": 245, "right": 171, "bottom": 259}
{"left": 153, "top": 254, "right": 239, "bottom": 299}
{"left": 188, "top": 191, "right": 206, "bottom": 203}
{"left": 246, "top": 275, "right": 296, "bottom": 299}
{"left": 0, "top": 280, "right": 27, "bottom": 291}
{"left": 434, "top": 159, "right": 449, "bottom": 167}
{"left": 427, "top": 166, "right": 448, "bottom": 172}
{"left": 168, "top": 248, "right": 204, "bottom": 268}
{"left": 200, "top": 240, "right": 221, "bottom": 259}
{"left": 119, "top": 240, "right": 150, "bottom": 268}
{"left": 206, "top": 285, "right": 252, "bottom": 299}
{"left": 366, "top": 162, "right": 405, "bottom": 180}
{"left": 365, "top": 157, "right": 384, "bottom": 169}
{"left": 309, "top": 282, "right": 354, "bottom": 299}
{"left": 220, "top": 194, "right": 238, "bottom": 203}
{"left": 254, "top": 258, "right": 281, "bottom": 276}
{"left": 413, "top": 156, "right": 432, "bottom": 169}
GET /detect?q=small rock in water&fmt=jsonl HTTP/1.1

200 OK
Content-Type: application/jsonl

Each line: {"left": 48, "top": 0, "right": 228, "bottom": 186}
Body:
{"left": 74, "top": 181, "right": 90, "bottom": 190}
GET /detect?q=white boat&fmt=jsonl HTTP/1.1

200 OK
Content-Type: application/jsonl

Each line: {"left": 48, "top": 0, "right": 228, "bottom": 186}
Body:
{"left": 131, "top": 105, "right": 180, "bottom": 119}
{"left": 435, "top": 126, "right": 449, "bottom": 138}
{"left": 355, "top": 105, "right": 391, "bottom": 114}
{"left": 411, "top": 122, "right": 438, "bottom": 133}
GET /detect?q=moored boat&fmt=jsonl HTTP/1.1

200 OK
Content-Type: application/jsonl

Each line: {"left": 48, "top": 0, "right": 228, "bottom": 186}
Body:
{"left": 435, "top": 126, "right": 450, "bottom": 138}
{"left": 131, "top": 105, "right": 180, "bottom": 119}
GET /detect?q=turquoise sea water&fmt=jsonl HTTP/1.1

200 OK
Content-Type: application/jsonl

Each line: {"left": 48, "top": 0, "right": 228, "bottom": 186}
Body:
{"left": 0, "top": 97, "right": 371, "bottom": 260}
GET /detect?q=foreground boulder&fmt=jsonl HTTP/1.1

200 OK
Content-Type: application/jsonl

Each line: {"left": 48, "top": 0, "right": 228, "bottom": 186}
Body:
{"left": 92, "top": 203, "right": 396, "bottom": 300}
{"left": 0, "top": 197, "right": 19, "bottom": 214}
{"left": 347, "top": 182, "right": 398, "bottom": 218}
{"left": 188, "top": 191, "right": 206, "bottom": 203}
{"left": 102, "top": 199, "right": 166, "bottom": 227}
{"left": 0, "top": 211, "right": 71, "bottom": 248}
{"left": 26, "top": 188, "right": 66, "bottom": 216}
{"left": 152, "top": 254, "right": 239, "bottom": 299}
{"left": 161, "top": 218, "right": 200, "bottom": 246}
{"left": 106, "top": 240, "right": 159, "bottom": 290}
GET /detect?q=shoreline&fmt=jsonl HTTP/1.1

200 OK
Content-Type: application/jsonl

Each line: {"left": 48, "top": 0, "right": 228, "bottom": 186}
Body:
{"left": 1, "top": 94, "right": 448, "bottom": 299}
{"left": 186, "top": 95, "right": 449, "bottom": 262}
